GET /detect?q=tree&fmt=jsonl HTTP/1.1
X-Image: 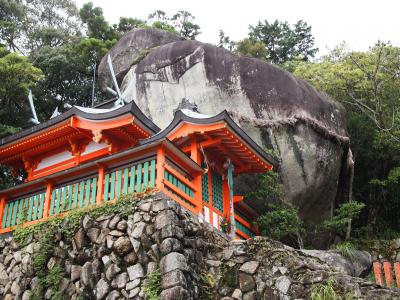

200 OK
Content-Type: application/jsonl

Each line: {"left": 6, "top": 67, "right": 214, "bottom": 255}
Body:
{"left": 147, "top": 10, "right": 201, "bottom": 39}
{"left": 0, "top": 0, "right": 27, "bottom": 52}
{"left": 117, "top": 17, "right": 146, "bottom": 35}
{"left": 248, "top": 19, "right": 318, "bottom": 64}
{"left": 218, "top": 30, "right": 235, "bottom": 51}
{"left": 323, "top": 201, "right": 365, "bottom": 239}
{"left": 80, "top": 2, "right": 117, "bottom": 40}
{"left": 236, "top": 38, "right": 268, "bottom": 60}
{"left": 257, "top": 203, "right": 304, "bottom": 248}
{"left": 0, "top": 48, "right": 43, "bottom": 127}
{"left": 293, "top": 43, "right": 400, "bottom": 238}
{"left": 171, "top": 11, "right": 200, "bottom": 40}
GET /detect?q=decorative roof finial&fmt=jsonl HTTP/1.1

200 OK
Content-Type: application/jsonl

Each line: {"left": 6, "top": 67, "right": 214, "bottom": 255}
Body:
{"left": 174, "top": 98, "right": 199, "bottom": 114}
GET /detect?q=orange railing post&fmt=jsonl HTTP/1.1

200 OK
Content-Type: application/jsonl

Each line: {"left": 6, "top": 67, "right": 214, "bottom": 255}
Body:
{"left": 373, "top": 261, "right": 383, "bottom": 286}
{"left": 394, "top": 262, "right": 400, "bottom": 288}
{"left": 190, "top": 137, "right": 202, "bottom": 214}
{"left": 156, "top": 146, "right": 165, "bottom": 189}
{"left": 96, "top": 164, "right": 105, "bottom": 205}
{"left": 383, "top": 261, "right": 393, "bottom": 287}
{"left": 0, "top": 196, "right": 6, "bottom": 229}
{"left": 43, "top": 181, "right": 53, "bottom": 219}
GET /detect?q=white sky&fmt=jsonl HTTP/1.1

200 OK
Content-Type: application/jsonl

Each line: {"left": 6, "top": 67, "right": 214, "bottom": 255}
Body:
{"left": 75, "top": 0, "right": 400, "bottom": 56}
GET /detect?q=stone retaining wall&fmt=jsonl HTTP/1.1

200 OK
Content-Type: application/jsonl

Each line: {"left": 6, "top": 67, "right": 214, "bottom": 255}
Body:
{"left": 0, "top": 193, "right": 398, "bottom": 300}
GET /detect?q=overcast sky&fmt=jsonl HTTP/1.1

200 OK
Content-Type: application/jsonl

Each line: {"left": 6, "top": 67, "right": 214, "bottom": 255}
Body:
{"left": 75, "top": 0, "right": 400, "bottom": 56}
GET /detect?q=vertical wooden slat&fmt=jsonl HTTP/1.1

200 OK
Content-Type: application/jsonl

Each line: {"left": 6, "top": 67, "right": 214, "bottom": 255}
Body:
{"left": 0, "top": 196, "right": 6, "bottom": 229}
{"left": 116, "top": 171, "right": 122, "bottom": 198}
{"left": 72, "top": 183, "right": 79, "bottom": 208}
{"left": 123, "top": 167, "right": 129, "bottom": 194}
{"left": 32, "top": 195, "right": 38, "bottom": 220}
{"left": 5, "top": 202, "right": 12, "bottom": 227}
{"left": 394, "top": 262, "right": 400, "bottom": 288}
{"left": 79, "top": 181, "right": 85, "bottom": 207}
{"left": 38, "top": 193, "right": 45, "bottom": 219}
{"left": 50, "top": 190, "right": 56, "bottom": 216}
{"left": 91, "top": 177, "right": 97, "bottom": 205}
{"left": 61, "top": 187, "right": 67, "bottom": 212}
{"left": 55, "top": 189, "right": 61, "bottom": 214}
{"left": 150, "top": 159, "right": 156, "bottom": 188}
{"left": 384, "top": 261, "right": 393, "bottom": 287}
{"left": 373, "top": 261, "right": 383, "bottom": 286}
{"left": 110, "top": 172, "right": 116, "bottom": 200}
{"left": 136, "top": 164, "right": 142, "bottom": 192}
{"left": 1, "top": 202, "right": 9, "bottom": 228}
{"left": 67, "top": 185, "right": 73, "bottom": 210}
{"left": 28, "top": 196, "right": 34, "bottom": 221}
{"left": 85, "top": 179, "right": 91, "bottom": 206}
{"left": 129, "top": 165, "right": 136, "bottom": 193}
{"left": 143, "top": 161, "right": 149, "bottom": 189}
{"left": 11, "top": 201, "right": 18, "bottom": 226}
{"left": 17, "top": 199, "right": 24, "bottom": 224}
{"left": 104, "top": 173, "right": 110, "bottom": 201}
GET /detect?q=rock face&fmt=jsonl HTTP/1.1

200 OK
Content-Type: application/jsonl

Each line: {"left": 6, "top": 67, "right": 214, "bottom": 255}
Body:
{"left": 98, "top": 28, "right": 350, "bottom": 223}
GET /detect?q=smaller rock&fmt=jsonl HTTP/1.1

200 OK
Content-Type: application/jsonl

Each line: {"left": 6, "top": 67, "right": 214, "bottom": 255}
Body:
{"left": 108, "top": 215, "right": 121, "bottom": 229}
{"left": 127, "top": 263, "right": 144, "bottom": 281}
{"left": 239, "top": 273, "right": 255, "bottom": 293}
{"left": 130, "top": 222, "right": 146, "bottom": 239}
{"left": 95, "top": 278, "right": 110, "bottom": 300}
{"left": 239, "top": 261, "right": 259, "bottom": 275}
{"left": 160, "top": 286, "right": 189, "bottom": 300}
{"left": 82, "top": 215, "right": 94, "bottom": 229}
{"left": 22, "top": 290, "right": 32, "bottom": 300}
{"left": 275, "top": 276, "right": 291, "bottom": 294}
{"left": 87, "top": 228, "right": 100, "bottom": 243}
{"left": 161, "top": 269, "right": 187, "bottom": 289}
{"left": 105, "top": 290, "right": 120, "bottom": 300}
{"left": 111, "top": 272, "right": 129, "bottom": 289}
{"left": 74, "top": 228, "right": 86, "bottom": 250}
{"left": 160, "top": 252, "right": 188, "bottom": 274}
{"left": 232, "top": 289, "right": 242, "bottom": 300}
{"left": 71, "top": 265, "right": 82, "bottom": 282}
{"left": 126, "top": 278, "right": 141, "bottom": 291}
{"left": 129, "top": 287, "right": 140, "bottom": 298}
{"left": 113, "top": 236, "right": 133, "bottom": 256}
{"left": 108, "top": 230, "right": 124, "bottom": 237}
{"left": 116, "top": 220, "right": 127, "bottom": 231}
{"left": 105, "top": 264, "right": 121, "bottom": 281}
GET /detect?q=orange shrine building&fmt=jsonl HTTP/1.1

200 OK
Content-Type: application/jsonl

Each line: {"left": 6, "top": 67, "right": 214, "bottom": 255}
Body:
{"left": 0, "top": 101, "right": 277, "bottom": 239}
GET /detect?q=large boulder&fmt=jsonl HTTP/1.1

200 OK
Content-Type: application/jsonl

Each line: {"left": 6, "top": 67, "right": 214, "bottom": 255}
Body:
{"left": 98, "top": 28, "right": 350, "bottom": 224}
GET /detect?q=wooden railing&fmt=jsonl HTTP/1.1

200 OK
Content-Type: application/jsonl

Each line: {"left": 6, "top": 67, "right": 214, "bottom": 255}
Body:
{"left": 373, "top": 261, "right": 400, "bottom": 288}
{"left": 0, "top": 141, "right": 257, "bottom": 238}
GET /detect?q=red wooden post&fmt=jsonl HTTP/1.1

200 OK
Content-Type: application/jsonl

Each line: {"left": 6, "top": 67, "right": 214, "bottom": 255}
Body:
{"left": 156, "top": 146, "right": 165, "bottom": 189}
{"left": 43, "top": 181, "right": 53, "bottom": 219}
{"left": 0, "top": 196, "right": 6, "bottom": 229}
{"left": 383, "top": 261, "right": 393, "bottom": 287}
{"left": 394, "top": 262, "right": 400, "bottom": 288}
{"left": 96, "top": 165, "right": 105, "bottom": 205}
{"left": 373, "top": 261, "right": 383, "bottom": 286}
{"left": 190, "top": 137, "right": 202, "bottom": 214}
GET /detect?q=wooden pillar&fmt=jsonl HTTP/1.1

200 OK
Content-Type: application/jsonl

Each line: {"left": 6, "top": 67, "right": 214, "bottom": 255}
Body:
{"left": 383, "top": 261, "right": 393, "bottom": 287}
{"left": 373, "top": 261, "right": 383, "bottom": 286}
{"left": 0, "top": 196, "right": 6, "bottom": 229}
{"left": 190, "top": 137, "right": 202, "bottom": 214}
{"left": 394, "top": 262, "right": 400, "bottom": 288}
{"left": 96, "top": 165, "right": 105, "bottom": 205}
{"left": 156, "top": 146, "right": 165, "bottom": 189}
{"left": 43, "top": 181, "right": 53, "bottom": 218}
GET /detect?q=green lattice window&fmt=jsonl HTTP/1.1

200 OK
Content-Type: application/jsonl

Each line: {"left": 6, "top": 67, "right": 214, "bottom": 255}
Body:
{"left": 212, "top": 172, "right": 223, "bottom": 212}
{"left": 202, "top": 173, "right": 209, "bottom": 203}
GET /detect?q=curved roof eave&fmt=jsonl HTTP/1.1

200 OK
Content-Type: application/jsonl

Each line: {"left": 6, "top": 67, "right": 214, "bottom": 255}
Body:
{"left": 140, "top": 110, "right": 279, "bottom": 168}
{"left": 0, "top": 101, "right": 160, "bottom": 147}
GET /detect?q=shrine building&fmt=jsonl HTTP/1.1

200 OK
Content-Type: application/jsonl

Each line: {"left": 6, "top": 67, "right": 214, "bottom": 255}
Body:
{"left": 0, "top": 101, "right": 278, "bottom": 239}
